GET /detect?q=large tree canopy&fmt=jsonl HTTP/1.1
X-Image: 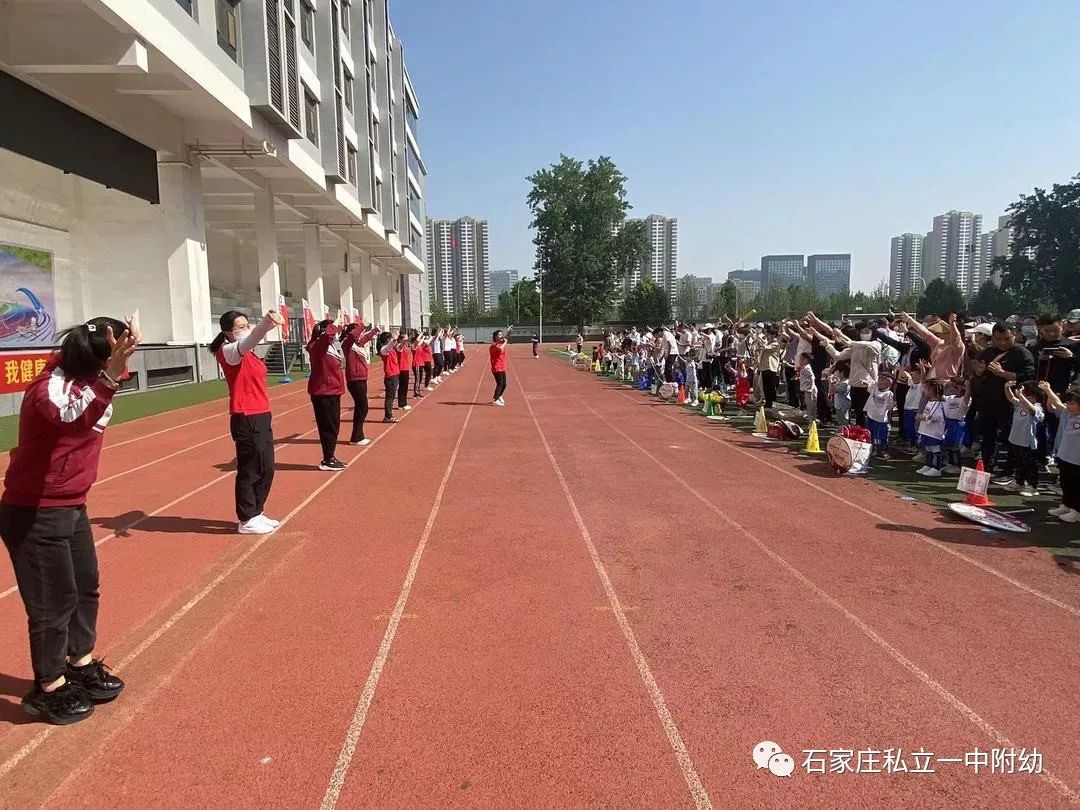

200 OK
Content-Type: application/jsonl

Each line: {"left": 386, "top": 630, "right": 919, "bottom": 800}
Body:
{"left": 674, "top": 277, "right": 705, "bottom": 320}
{"left": 968, "top": 279, "right": 1017, "bottom": 318}
{"left": 621, "top": 279, "right": 671, "bottom": 324}
{"left": 527, "top": 155, "right": 648, "bottom": 330}
{"left": 917, "top": 278, "right": 966, "bottom": 317}
{"left": 496, "top": 278, "right": 541, "bottom": 323}
{"left": 996, "top": 173, "right": 1080, "bottom": 313}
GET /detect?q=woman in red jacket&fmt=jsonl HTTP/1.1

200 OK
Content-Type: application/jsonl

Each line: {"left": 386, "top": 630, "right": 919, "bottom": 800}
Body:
{"left": 307, "top": 318, "right": 346, "bottom": 471}
{"left": 210, "top": 310, "right": 285, "bottom": 535}
{"left": 378, "top": 330, "right": 404, "bottom": 422}
{"left": 396, "top": 330, "right": 413, "bottom": 412}
{"left": 1, "top": 316, "right": 138, "bottom": 725}
{"left": 411, "top": 329, "right": 428, "bottom": 398}
{"left": 341, "top": 322, "right": 380, "bottom": 445}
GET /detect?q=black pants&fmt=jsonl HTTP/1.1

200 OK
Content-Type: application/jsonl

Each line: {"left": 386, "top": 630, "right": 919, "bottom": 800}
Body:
{"left": 397, "top": 371, "right": 411, "bottom": 407}
{"left": 413, "top": 366, "right": 423, "bottom": 396}
{"left": 851, "top": 386, "right": 870, "bottom": 427}
{"left": 1, "top": 504, "right": 98, "bottom": 683}
{"left": 230, "top": 412, "right": 275, "bottom": 522}
{"left": 384, "top": 375, "right": 398, "bottom": 420}
{"left": 761, "top": 370, "right": 779, "bottom": 408}
{"left": 980, "top": 406, "right": 1013, "bottom": 474}
{"left": 784, "top": 366, "right": 799, "bottom": 406}
{"left": 433, "top": 354, "right": 444, "bottom": 377}
{"left": 311, "top": 395, "right": 341, "bottom": 463}
{"left": 699, "top": 358, "right": 713, "bottom": 390}
{"left": 663, "top": 355, "right": 676, "bottom": 383}
{"left": 1009, "top": 445, "right": 1039, "bottom": 488}
{"left": 493, "top": 370, "right": 507, "bottom": 401}
{"left": 424, "top": 362, "right": 433, "bottom": 387}
{"left": 1059, "top": 458, "right": 1080, "bottom": 511}
{"left": 1039, "top": 411, "right": 1060, "bottom": 465}
{"left": 457, "top": 350, "right": 465, "bottom": 367}
{"left": 443, "top": 350, "right": 454, "bottom": 371}
{"left": 346, "top": 380, "right": 369, "bottom": 442}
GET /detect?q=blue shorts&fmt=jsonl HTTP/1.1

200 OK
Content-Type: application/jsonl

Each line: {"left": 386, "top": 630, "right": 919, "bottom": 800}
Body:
{"left": 901, "top": 410, "right": 917, "bottom": 442}
{"left": 919, "top": 434, "right": 943, "bottom": 452}
{"left": 944, "top": 418, "right": 967, "bottom": 449}
{"left": 867, "top": 417, "right": 890, "bottom": 447}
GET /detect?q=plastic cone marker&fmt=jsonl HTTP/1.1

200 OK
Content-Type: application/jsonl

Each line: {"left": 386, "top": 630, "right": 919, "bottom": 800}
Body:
{"left": 753, "top": 406, "right": 769, "bottom": 434}
{"left": 804, "top": 421, "right": 824, "bottom": 454}
{"left": 965, "top": 459, "right": 993, "bottom": 507}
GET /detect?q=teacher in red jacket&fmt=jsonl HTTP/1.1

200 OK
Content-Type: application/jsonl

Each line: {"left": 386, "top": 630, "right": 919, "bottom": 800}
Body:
{"left": 307, "top": 318, "right": 347, "bottom": 471}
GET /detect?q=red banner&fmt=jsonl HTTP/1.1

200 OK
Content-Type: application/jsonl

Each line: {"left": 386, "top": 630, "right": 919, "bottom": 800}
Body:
{"left": 277, "top": 295, "right": 289, "bottom": 341}
{"left": 1, "top": 352, "right": 52, "bottom": 394}
{"left": 302, "top": 299, "right": 315, "bottom": 340}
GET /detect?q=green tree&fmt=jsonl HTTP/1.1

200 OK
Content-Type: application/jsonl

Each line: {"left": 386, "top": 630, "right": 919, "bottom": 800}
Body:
{"left": 996, "top": 174, "right": 1080, "bottom": 312}
{"left": 917, "top": 278, "right": 966, "bottom": 317}
{"left": 968, "top": 279, "right": 1017, "bottom": 318}
{"left": 620, "top": 279, "right": 671, "bottom": 324}
{"left": 893, "top": 290, "right": 920, "bottom": 315}
{"left": 455, "top": 294, "right": 482, "bottom": 324}
{"left": 757, "top": 284, "right": 790, "bottom": 319}
{"left": 788, "top": 284, "right": 820, "bottom": 318}
{"left": 428, "top": 300, "right": 452, "bottom": 329}
{"left": 868, "top": 280, "right": 892, "bottom": 313}
{"left": 527, "top": 155, "right": 649, "bottom": 331}
{"left": 496, "top": 278, "right": 542, "bottom": 323}
{"left": 674, "top": 277, "right": 704, "bottom": 320}
{"left": 710, "top": 281, "right": 739, "bottom": 319}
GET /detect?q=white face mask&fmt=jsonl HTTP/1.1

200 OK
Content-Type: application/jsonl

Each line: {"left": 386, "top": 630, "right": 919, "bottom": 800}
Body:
{"left": 1021, "top": 325, "right": 1037, "bottom": 338}
{"left": 230, "top": 326, "right": 252, "bottom": 343}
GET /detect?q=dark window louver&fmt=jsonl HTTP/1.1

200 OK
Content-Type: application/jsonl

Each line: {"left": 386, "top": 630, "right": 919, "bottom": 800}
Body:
{"left": 266, "top": 0, "right": 284, "bottom": 112}
{"left": 331, "top": 3, "right": 342, "bottom": 89}
{"left": 285, "top": 19, "right": 301, "bottom": 129}
{"left": 335, "top": 95, "right": 346, "bottom": 175}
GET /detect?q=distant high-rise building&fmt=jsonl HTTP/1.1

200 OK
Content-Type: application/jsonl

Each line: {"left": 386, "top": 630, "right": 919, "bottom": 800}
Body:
{"left": 424, "top": 216, "right": 490, "bottom": 312}
{"left": 806, "top": 254, "right": 851, "bottom": 297}
{"left": 624, "top": 215, "right": 678, "bottom": 298}
{"left": 922, "top": 210, "right": 982, "bottom": 298}
{"left": 760, "top": 255, "right": 805, "bottom": 291}
{"left": 487, "top": 269, "right": 519, "bottom": 310}
{"left": 889, "top": 234, "right": 924, "bottom": 298}
{"left": 977, "top": 214, "right": 1035, "bottom": 290}
{"left": 727, "top": 269, "right": 761, "bottom": 305}
{"left": 675, "top": 274, "right": 712, "bottom": 319}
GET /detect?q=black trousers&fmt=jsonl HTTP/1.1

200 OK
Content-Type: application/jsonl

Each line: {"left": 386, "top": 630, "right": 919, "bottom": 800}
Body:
{"left": 397, "top": 370, "right": 411, "bottom": 407}
{"left": 663, "top": 355, "right": 676, "bottom": 383}
{"left": 784, "top": 367, "right": 799, "bottom": 405}
{"left": 346, "top": 380, "right": 369, "bottom": 442}
{"left": 1009, "top": 445, "right": 1039, "bottom": 488}
{"left": 761, "top": 370, "right": 779, "bottom": 408}
{"left": 1039, "top": 410, "right": 1060, "bottom": 465}
{"left": 980, "top": 406, "right": 1013, "bottom": 474}
{"left": 413, "top": 366, "right": 423, "bottom": 396}
{"left": 851, "top": 386, "right": 871, "bottom": 427}
{"left": 1059, "top": 458, "right": 1080, "bottom": 511}
{"left": 493, "top": 370, "right": 507, "bottom": 401}
{"left": 423, "top": 362, "right": 433, "bottom": 387}
{"left": 443, "top": 350, "right": 454, "bottom": 371}
{"left": 699, "top": 358, "right": 713, "bottom": 390}
{"left": 1, "top": 504, "right": 99, "bottom": 683}
{"left": 384, "top": 375, "right": 398, "bottom": 420}
{"left": 433, "top": 354, "right": 444, "bottom": 377}
{"left": 230, "top": 412, "right": 275, "bottom": 522}
{"left": 311, "top": 395, "right": 341, "bottom": 462}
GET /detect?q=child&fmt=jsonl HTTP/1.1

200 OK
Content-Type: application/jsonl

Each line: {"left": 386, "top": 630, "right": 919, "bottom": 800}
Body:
{"left": 685, "top": 348, "right": 700, "bottom": 406}
{"left": 1003, "top": 381, "right": 1045, "bottom": 497}
{"left": 797, "top": 352, "right": 817, "bottom": 420}
{"left": 1040, "top": 381, "right": 1080, "bottom": 522}
{"left": 828, "top": 360, "right": 852, "bottom": 426}
{"left": 905, "top": 366, "right": 928, "bottom": 462}
{"left": 532, "top": 335, "right": 540, "bottom": 359}
{"left": 965, "top": 358, "right": 988, "bottom": 457}
{"left": 865, "top": 371, "right": 896, "bottom": 459}
{"left": 942, "top": 378, "right": 970, "bottom": 473}
{"left": 735, "top": 358, "right": 752, "bottom": 407}
{"left": 915, "top": 379, "right": 946, "bottom": 476}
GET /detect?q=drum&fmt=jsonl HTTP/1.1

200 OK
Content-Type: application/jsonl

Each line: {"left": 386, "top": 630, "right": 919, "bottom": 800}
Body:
{"left": 658, "top": 382, "right": 678, "bottom": 400}
{"left": 826, "top": 436, "right": 872, "bottom": 474}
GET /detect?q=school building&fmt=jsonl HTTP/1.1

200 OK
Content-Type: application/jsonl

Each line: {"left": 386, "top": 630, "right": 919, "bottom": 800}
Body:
{"left": 0, "top": 0, "right": 427, "bottom": 415}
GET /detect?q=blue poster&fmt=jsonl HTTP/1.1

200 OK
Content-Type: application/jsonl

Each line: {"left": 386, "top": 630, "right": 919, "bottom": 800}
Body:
{"left": 0, "top": 244, "right": 56, "bottom": 347}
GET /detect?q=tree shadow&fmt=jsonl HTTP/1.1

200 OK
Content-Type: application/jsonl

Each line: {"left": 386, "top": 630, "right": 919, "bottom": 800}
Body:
{"left": 438, "top": 401, "right": 488, "bottom": 406}
{"left": 213, "top": 461, "right": 326, "bottom": 473}
{"left": 92, "top": 512, "right": 238, "bottom": 536}
{"left": 0, "top": 673, "right": 36, "bottom": 726}
{"left": 877, "top": 521, "right": 1048, "bottom": 550}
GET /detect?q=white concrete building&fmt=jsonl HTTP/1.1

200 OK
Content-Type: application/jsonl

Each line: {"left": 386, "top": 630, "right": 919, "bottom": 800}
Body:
{"left": 487, "top": 269, "right": 519, "bottom": 310}
{"left": 0, "top": 0, "right": 426, "bottom": 413}
{"left": 624, "top": 215, "right": 678, "bottom": 299}
{"left": 889, "top": 233, "right": 923, "bottom": 298}
{"left": 424, "top": 216, "right": 489, "bottom": 313}
{"left": 922, "top": 210, "right": 982, "bottom": 297}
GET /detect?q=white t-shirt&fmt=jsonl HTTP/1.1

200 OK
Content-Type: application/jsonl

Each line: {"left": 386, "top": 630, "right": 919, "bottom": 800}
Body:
{"left": 943, "top": 394, "right": 969, "bottom": 421}
{"left": 661, "top": 330, "right": 679, "bottom": 357}
{"left": 919, "top": 400, "right": 947, "bottom": 440}
{"left": 865, "top": 387, "right": 895, "bottom": 423}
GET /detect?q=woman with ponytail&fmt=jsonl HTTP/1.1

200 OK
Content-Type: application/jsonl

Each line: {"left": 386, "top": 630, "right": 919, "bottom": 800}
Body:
{"left": 1, "top": 315, "right": 139, "bottom": 725}
{"left": 341, "top": 321, "right": 380, "bottom": 445}
{"left": 378, "top": 330, "right": 404, "bottom": 422}
{"left": 209, "top": 309, "right": 285, "bottom": 535}
{"left": 307, "top": 317, "right": 346, "bottom": 471}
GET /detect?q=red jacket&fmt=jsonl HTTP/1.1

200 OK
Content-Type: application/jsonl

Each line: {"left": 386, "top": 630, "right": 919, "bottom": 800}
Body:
{"left": 2, "top": 361, "right": 117, "bottom": 508}
{"left": 490, "top": 340, "right": 508, "bottom": 372}
{"left": 307, "top": 325, "right": 345, "bottom": 397}
{"left": 381, "top": 342, "right": 401, "bottom": 377}
{"left": 397, "top": 346, "right": 412, "bottom": 373}
{"left": 342, "top": 326, "right": 379, "bottom": 382}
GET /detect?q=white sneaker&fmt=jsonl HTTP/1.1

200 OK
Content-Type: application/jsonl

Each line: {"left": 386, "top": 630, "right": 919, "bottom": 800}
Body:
{"left": 350, "top": 438, "right": 371, "bottom": 446}
{"left": 1049, "top": 504, "right": 1071, "bottom": 516}
{"left": 1060, "top": 509, "right": 1080, "bottom": 523}
{"left": 493, "top": 399, "right": 505, "bottom": 407}
{"left": 1019, "top": 488, "right": 1039, "bottom": 498}
{"left": 922, "top": 468, "right": 942, "bottom": 477}
{"left": 257, "top": 514, "right": 280, "bottom": 528}
{"left": 238, "top": 516, "right": 275, "bottom": 535}
{"left": 402, "top": 404, "right": 412, "bottom": 411}
{"left": 915, "top": 466, "right": 931, "bottom": 475}
{"left": 1001, "top": 479, "right": 1020, "bottom": 492}
{"left": 425, "top": 386, "right": 433, "bottom": 391}
{"left": 943, "top": 465, "right": 961, "bottom": 475}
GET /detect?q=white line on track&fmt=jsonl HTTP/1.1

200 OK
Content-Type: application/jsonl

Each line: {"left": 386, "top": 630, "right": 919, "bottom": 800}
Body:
{"left": 319, "top": 370, "right": 485, "bottom": 810}
{"left": 582, "top": 398, "right": 1080, "bottom": 806}
{"left": 621, "top": 390, "right": 1080, "bottom": 620}
{"left": 518, "top": 375, "right": 713, "bottom": 810}
{"left": 0, "top": 374, "right": 445, "bottom": 782}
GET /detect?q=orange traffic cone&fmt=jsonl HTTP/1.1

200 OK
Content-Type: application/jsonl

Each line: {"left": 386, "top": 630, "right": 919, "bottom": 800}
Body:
{"left": 965, "top": 459, "right": 993, "bottom": 507}
{"left": 676, "top": 384, "right": 687, "bottom": 405}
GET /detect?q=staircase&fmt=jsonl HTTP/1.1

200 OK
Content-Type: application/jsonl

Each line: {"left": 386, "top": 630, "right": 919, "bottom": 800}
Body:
{"left": 262, "top": 342, "right": 306, "bottom": 376}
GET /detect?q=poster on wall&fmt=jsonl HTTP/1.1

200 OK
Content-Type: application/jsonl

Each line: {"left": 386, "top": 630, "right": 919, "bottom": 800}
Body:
{"left": 0, "top": 244, "right": 57, "bottom": 348}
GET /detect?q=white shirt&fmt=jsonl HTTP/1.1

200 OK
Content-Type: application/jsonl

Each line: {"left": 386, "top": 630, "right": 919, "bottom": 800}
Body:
{"left": 919, "top": 400, "right": 947, "bottom": 440}
{"left": 943, "top": 395, "right": 969, "bottom": 421}
{"left": 432, "top": 337, "right": 442, "bottom": 353}
{"left": 835, "top": 340, "right": 882, "bottom": 388}
{"left": 865, "top": 387, "right": 895, "bottom": 423}
{"left": 661, "top": 330, "right": 679, "bottom": 357}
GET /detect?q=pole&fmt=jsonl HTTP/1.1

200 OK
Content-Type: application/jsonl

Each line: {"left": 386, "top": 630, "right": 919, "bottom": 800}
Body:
{"left": 538, "top": 270, "right": 544, "bottom": 346}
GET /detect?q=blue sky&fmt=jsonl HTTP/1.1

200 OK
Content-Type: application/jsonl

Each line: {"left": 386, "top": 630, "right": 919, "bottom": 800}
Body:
{"left": 392, "top": 0, "right": 1080, "bottom": 293}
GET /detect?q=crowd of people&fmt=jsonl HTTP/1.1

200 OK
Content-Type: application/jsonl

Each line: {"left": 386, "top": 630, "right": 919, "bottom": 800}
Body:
{"left": 586, "top": 310, "right": 1080, "bottom": 511}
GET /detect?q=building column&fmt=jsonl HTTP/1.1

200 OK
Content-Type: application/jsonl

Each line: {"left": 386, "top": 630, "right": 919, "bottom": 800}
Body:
{"left": 357, "top": 251, "right": 374, "bottom": 324}
{"left": 303, "top": 224, "right": 326, "bottom": 319}
{"left": 389, "top": 271, "right": 403, "bottom": 327}
{"left": 374, "top": 262, "right": 390, "bottom": 327}
{"left": 253, "top": 184, "right": 283, "bottom": 341}
{"left": 340, "top": 243, "right": 355, "bottom": 320}
{"left": 159, "top": 162, "right": 213, "bottom": 344}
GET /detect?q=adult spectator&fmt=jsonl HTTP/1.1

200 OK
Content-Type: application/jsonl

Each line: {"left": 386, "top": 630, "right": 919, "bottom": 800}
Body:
{"left": 981, "top": 323, "right": 1036, "bottom": 476}
{"left": 1065, "top": 310, "right": 1080, "bottom": 338}
{"left": 898, "top": 312, "right": 965, "bottom": 382}
{"left": 827, "top": 320, "right": 882, "bottom": 427}
{"left": 1032, "top": 314, "right": 1079, "bottom": 465}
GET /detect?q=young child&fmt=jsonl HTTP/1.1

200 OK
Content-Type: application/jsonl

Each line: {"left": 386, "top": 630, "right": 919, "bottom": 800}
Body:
{"left": 905, "top": 366, "right": 928, "bottom": 462}
{"left": 828, "top": 360, "right": 852, "bottom": 426}
{"left": 735, "top": 358, "right": 752, "bottom": 407}
{"left": 797, "top": 352, "right": 817, "bottom": 420}
{"left": 865, "top": 371, "right": 896, "bottom": 459}
{"left": 965, "top": 357, "right": 988, "bottom": 457}
{"left": 915, "top": 379, "right": 946, "bottom": 477}
{"left": 942, "top": 378, "right": 971, "bottom": 473}
{"left": 685, "top": 348, "right": 700, "bottom": 406}
{"left": 1040, "top": 381, "right": 1080, "bottom": 522}
{"left": 1003, "top": 381, "right": 1045, "bottom": 497}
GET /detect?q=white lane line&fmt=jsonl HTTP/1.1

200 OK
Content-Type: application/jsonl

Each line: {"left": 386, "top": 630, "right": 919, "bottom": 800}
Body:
{"left": 319, "top": 371, "right": 485, "bottom": 810}
{"left": 0, "top": 373, "right": 445, "bottom": 781}
{"left": 518, "top": 378, "right": 713, "bottom": 810}
{"left": 583, "top": 399, "right": 1080, "bottom": 806}
{"left": 623, "top": 390, "right": 1080, "bottom": 620}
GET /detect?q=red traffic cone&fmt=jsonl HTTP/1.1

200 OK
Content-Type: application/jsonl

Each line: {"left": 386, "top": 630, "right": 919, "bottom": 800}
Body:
{"left": 676, "top": 384, "right": 686, "bottom": 405}
{"left": 965, "top": 459, "right": 993, "bottom": 507}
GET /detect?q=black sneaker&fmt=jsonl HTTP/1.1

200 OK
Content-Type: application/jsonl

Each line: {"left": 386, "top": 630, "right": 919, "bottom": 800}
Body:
{"left": 66, "top": 659, "right": 125, "bottom": 702}
{"left": 22, "top": 681, "right": 94, "bottom": 724}
{"left": 383, "top": 417, "right": 397, "bottom": 424}
{"left": 319, "top": 458, "right": 347, "bottom": 471}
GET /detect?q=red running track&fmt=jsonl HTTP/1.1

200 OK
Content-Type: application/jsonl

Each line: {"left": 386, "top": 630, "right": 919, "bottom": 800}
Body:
{"left": 0, "top": 348, "right": 1078, "bottom": 808}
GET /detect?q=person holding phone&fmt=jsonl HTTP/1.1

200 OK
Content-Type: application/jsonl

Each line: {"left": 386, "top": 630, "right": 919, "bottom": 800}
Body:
{"left": 490, "top": 326, "right": 512, "bottom": 406}
{"left": 1031, "top": 313, "right": 1079, "bottom": 466}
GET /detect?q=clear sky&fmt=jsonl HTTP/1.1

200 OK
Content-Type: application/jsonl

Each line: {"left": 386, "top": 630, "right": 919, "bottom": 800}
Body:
{"left": 392, "top": 0, "right": 1080, "bottom": 293}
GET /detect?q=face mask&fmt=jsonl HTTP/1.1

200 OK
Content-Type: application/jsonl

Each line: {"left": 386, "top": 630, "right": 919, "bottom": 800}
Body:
{"left": 1021, "top": 326, "right": 1037, "bottom": 338}
{"left": 231, "top": 327, "right": 252, "bottom": 343}
{"left": 860, "top": 332, "right": 872, "bottom": 341}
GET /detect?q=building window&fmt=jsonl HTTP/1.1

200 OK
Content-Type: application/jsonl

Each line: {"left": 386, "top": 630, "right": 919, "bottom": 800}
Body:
{"left": 369, "top": 112, "right": 379, "bottom": 153}
{"left": 300, "top": 0, "right": 315, "bottom": 52}
{"left": 347, "top": 144, "right": 357, "bottom": 185}
{"left": 215, "top": 0, "right": 240, "bottom": 60}
{"left": 304, "top": 91, "right": 319, "bottom": 146}
{"left": 373, "top": 176, "right": 382, "bottom": 213}
{"left": 343, "top": 69, "right": 354, "bottom": 111}
{"left": 175, "top": 0, "right": 194, "bottom": 15}
{"left": 341, "top": 0, "right": 351, "bottom": 39}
